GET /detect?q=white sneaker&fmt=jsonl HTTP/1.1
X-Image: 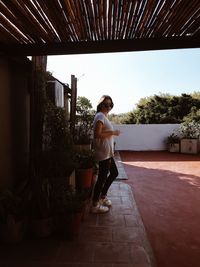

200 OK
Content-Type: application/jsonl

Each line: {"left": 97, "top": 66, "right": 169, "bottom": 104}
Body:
{"left": 100, "top": 197, "right": 112, "bottom": 207}
{"left": 90, "top": 203, "right": 109, "bottom": 214}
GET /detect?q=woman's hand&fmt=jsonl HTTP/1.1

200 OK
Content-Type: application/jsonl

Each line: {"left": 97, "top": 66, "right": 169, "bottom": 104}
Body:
{"left": 113, "top": 130, "right": 120, "bottom": 136}
{"left": 94, "top": 121, "right": 120, "bottom": 138}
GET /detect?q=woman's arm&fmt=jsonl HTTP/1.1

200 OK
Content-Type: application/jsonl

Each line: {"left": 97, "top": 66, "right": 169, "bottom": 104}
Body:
{"left": 94, "top": 121, "right": 120, "bottom": 139}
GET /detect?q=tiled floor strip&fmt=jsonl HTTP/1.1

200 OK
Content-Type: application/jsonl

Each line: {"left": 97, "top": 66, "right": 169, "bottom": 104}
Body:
{"left": 77, "top": 182, "right": 157, "bottom": 267}
{"left": 115, "top": 151, "right": 128, "bottom": 180}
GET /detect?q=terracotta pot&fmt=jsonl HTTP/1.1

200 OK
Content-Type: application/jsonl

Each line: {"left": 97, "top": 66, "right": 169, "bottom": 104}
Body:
{"left": 76, "top": 168, "right": 93, "bottom": 189}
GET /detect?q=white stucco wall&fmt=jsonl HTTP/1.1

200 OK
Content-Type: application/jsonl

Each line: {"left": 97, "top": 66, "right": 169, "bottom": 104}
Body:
{"left": 113, "top": 124, "right": 180, "bottom": 151}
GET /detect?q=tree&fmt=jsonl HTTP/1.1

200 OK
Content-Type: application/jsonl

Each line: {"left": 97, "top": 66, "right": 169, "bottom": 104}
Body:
{"left": 109, "top": 112, "right": 133, "bottom": 124}
{"left": 74, "top": 96, "right": 95, "bottom": 144}
{"left": 125, "top": 93, "right": 200, "bottom": 124}
{"left": 183, "top": 107, "right": 200, "bottom": 123}
{"left": 191, "top": 91, "right": 200, "bottom": 100}
{"left": 76, "top": 96, "right": 93, "bottom": 114}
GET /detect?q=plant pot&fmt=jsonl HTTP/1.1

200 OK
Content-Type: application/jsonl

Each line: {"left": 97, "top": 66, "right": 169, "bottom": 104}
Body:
{"left": 76, "top": 168, "right": 93, "bottom": 189}
{"left": 168, "top": 143, "right": 180, "bottom": 153}
{"left": 0, "top": 220, "right": 24, "bottom": 243}
{"left": 74, "top": 144, "right": 91, "bottom": 152}
{"left": 180, "top": 139, "right": 199, "bottom": 154}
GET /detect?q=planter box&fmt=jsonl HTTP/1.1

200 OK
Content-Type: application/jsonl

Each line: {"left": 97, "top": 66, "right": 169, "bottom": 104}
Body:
{"left": 168, "top": 143, "right": 180, "bottom": 153}
{"left": 180, "top": 139, "right": 200, "bottom": 154}
{"left": 74, "top": 144, "right": 91, "bottom": 152}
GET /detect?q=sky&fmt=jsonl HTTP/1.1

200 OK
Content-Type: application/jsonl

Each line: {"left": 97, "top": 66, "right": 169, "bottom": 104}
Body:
{"left": 47, "top": 48, "right": 200, "bottom": 114}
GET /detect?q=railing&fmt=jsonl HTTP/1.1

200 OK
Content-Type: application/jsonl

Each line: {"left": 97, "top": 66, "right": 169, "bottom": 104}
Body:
{"left": 113, "top": 124, "right": 180, "bottom": 151}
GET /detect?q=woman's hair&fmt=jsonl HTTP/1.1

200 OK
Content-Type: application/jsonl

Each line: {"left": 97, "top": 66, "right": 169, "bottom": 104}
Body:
{"left": 96, "top": 95, "right": 114, "bottom": 112}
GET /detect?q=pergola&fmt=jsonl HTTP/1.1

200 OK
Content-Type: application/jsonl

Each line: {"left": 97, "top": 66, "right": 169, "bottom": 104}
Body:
{"left": 0, "top": 0, "right": 200, "bottom": 56}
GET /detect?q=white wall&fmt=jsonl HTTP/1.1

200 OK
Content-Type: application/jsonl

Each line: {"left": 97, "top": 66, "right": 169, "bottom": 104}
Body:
{"left": 113, "top": 124, "right": 180, "bottom": 151}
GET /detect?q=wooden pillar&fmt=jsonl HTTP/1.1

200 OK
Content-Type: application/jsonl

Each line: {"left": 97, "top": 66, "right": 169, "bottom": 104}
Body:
{"left": 29, "top": 56, "right": 47, "bottom": 179}
{"left": 70, "top": 74, "right": 77, "bottom": 133}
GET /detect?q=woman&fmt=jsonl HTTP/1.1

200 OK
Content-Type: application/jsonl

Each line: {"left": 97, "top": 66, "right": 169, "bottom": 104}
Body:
{"left": 91, "top": 95, "right": 120, "bottom": 213}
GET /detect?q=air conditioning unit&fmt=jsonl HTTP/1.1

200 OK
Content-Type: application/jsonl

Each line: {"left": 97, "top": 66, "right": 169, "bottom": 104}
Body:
{"left": 47, "top": 80, "right": 64, "bottom": 107}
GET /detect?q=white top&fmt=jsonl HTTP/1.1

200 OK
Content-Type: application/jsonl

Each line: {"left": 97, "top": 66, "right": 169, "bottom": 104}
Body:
{"left": 93, "top": 112, "right": 114, "bottom": 162}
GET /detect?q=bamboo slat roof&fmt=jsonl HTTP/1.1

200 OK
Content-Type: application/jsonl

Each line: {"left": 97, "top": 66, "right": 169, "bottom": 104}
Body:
{"left": 0, "top": 0, "right": 200, "bottom": 56}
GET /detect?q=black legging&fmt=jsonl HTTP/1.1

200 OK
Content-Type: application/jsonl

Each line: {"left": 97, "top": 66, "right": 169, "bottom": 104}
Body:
{"left": 92, "top": 157, "right": 118, "bottom": 202}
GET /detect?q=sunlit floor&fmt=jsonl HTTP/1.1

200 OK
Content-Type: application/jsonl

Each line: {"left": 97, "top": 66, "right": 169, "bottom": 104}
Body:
{"left": 120, "top": 150, "right": 200, "bottom": 267}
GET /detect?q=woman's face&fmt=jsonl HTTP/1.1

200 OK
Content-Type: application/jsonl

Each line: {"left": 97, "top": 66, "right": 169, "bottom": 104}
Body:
{"left": 101, "top": 99, "right": 113, "bottom": 114}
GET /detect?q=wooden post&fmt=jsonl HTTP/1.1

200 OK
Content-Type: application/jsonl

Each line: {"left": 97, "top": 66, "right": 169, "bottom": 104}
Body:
{"left": 70, "top": 74, "right": 77, "bottom": 133}
{"left": 29, "top": 56, "right": 47, "bottom": 180}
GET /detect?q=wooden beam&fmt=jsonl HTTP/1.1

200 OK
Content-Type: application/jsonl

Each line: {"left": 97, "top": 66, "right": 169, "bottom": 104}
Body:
{"left": 1, "top": 36, "right": 200, "bottom": 56}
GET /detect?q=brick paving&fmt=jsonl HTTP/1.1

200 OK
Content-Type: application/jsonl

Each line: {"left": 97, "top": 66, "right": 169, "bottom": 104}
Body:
{"left": 0, "top": 152, "right": 156, "bottom": 267}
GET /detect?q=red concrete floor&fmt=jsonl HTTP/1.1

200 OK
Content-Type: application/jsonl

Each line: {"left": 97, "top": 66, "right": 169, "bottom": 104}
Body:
{"left": 120, "top": 151, "right": 200, "bottom": 267}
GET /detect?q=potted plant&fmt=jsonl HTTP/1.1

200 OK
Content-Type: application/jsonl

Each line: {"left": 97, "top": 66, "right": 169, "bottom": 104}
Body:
{"left": 0, "top": 189, "right": 26, "bottom": 243}
{"left": 74, "top": 149, "right": 95, "bottom": 189}
{"left": 28, "top": 178, "right": 53, "bottom": 238}
{"left": 73, "top": 125, "right": 92, "bottom": 150}
{"left": 64, "top": 188, "right": 87, "bottom": 236}
{"left": 41, "top": 148, "right": 75, "bottom": 181}
{"left": 73, "top": 96, "right": 95, "bottom": 151}
{"left": 51, "top": 182, "right": 86, "bottom": 239}
{"left": 42, "top": 99, "right": 76, "bottom": 184}
{"left": 166, "top": 132, "right": 180, "bottom": 153}
{"left": 179, "top": 121, "right": 200, "bottom": 154}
